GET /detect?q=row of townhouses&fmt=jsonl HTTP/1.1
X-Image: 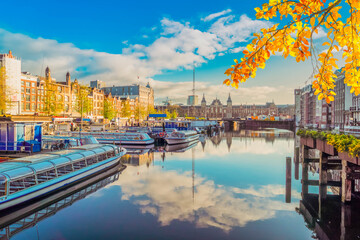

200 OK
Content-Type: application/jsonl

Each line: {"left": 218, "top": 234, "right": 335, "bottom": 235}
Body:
{"left": 0, "top": 51, "right": 154, "bottom": 123}
{"left": 157, "top": 94, "right": 295, "bottom": 119}
{"left": 294, "top": 68, "right": 360, "bottom": 131}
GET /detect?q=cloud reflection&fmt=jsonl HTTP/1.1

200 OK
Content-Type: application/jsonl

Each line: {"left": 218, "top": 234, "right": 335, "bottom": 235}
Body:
{"left": 110, "top": 166, "right": 298, "bottom": 232}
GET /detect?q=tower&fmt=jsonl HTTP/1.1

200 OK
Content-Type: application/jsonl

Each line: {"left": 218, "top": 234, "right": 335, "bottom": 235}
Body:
{"left": 201, "top": 94, "right": 206, "bottom": 118}
{"left": 66, "top": 72, "right": 71, "bottom": 85}
{"left": 227, "top": 93, "right": 232, "bottom": 118}
{"left": 45, "top": 66, "right": 51, "bottom": 81}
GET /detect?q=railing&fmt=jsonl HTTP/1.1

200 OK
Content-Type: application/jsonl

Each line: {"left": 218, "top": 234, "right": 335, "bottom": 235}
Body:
{"left": 0, "top": 141, "right": 38, "bottom": 153}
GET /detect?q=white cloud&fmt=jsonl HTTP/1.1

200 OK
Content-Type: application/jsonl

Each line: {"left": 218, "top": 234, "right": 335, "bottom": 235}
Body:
{"left": 109, "top": 165, "right": 298, "bottom": 232}
{"left": 0, "top": 14, "right": 273, "bottom": 103}
{"left": 202, "top": 9, "right": 232, "bottom": 22}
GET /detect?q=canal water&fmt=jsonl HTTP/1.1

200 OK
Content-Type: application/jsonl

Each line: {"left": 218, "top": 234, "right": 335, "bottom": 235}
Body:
{"left": 5, "top": 130, "right": 320, "bottom": 239}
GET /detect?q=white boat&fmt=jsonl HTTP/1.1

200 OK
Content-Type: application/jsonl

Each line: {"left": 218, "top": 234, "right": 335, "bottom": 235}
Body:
{"left": 64, "top": 132, "right": 154, "bottom": 145}
{"left": 165, "top": 130, "right": 199, "bottom": 145}
{"left": 0, "top": 144, "right": 126, "bottom": 211}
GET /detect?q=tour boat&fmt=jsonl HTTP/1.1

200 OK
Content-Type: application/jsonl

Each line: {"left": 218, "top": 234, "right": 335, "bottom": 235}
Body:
{"left": 165, "top": 130, "right": 199, "bottom": 145}
{"left": 0, "top": 164, "right": 125, "bottom": 236}
{"left": 0, "top": 144, "right": 126, "bottom": 211}
{"left": 63, "top": 132, "right": 154, "bottom": 145}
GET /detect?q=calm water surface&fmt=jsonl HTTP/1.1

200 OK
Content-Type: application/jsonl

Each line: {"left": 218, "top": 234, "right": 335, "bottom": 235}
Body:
{"left": 7, "top": 130, "right": 318, "bottom": 239}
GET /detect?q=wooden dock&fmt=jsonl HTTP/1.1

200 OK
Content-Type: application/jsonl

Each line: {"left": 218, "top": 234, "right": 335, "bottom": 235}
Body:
{"left": 300, "top": 137, "right": 360, "bottom": 203}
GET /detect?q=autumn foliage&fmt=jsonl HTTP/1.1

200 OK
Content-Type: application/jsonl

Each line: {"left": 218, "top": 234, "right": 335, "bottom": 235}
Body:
{"left": 224, "top": 0, "right": 360, "bottom": 103}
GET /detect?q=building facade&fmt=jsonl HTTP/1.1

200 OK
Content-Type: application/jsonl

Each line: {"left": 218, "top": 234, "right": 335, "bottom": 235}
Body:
{"left": 157, "top": 94, "right": 294, "bottom": 119}
{"left": 102, "top": 83, "right": 154, "bottom": 117}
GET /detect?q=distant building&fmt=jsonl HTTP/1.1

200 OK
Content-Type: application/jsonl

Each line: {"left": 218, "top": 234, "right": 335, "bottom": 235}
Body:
{"left": 157, "top": 94, "right": 294, "bottom": 119}
{"left": 90, "top": 80, "right": 106, "bottom": 89}
{"left": 0, "top": 51, "right": 22, "bottom": 115}
{"left": 187, "top": 95, "right": 198, "bottom": 106}
{"left": 102, "top": 83, "right": 154, "bottom": 115}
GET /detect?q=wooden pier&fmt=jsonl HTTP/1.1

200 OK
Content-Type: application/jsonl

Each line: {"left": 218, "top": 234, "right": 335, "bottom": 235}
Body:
{"left": 300, "top": 137, "right": 360, "bottom": 203}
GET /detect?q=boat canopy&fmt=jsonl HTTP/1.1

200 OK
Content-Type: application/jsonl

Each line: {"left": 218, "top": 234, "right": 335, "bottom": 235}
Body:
{"left": 65, "top": 153, "right": 87, "bottom": 161}
{"left": 28, "top": 161, "right": 55, "bottom": 173}
{"left": 49, "top": 157, "right": 72, "bottom": 167}
{"left": 0, "top": 162, "right": 28, "bottom": 173}
{"left": 10, "top": 154, "right": 57, "bottom": 163}
{"left": 2, "top": 167, "right": 34, "bottom": 180}
{"left": 91, "top": 148, "right": 106, "bottom": 154}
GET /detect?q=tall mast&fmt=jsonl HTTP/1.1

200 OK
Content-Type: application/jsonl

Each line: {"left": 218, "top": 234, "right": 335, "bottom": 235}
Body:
{"left": 192, "top": 65, "right": 195, "bottom": 106}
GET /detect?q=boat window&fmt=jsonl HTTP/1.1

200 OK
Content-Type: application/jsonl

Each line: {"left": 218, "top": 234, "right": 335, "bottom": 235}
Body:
{"left": 37, "top": 169, "right": 57, "bottom": 183}
{"left": 57, "top": 164, "right": 73, "bottom": 176}
{"left": 9, "top": 175, "right": 36, "bottom": 194}
{"left": 0, "top": 175, "right": 7, "bottom": 197}
{"left": 86, "top": 156, "right": 97, "bottom": 166}
{"left": 107, "top": 150, "right": 115, "bottom": 158}
{"left": 73, "top": 159, "right": 87, "bottom": 170}
{"left": 98, "top": 153, "right": 107, "bottom": 162}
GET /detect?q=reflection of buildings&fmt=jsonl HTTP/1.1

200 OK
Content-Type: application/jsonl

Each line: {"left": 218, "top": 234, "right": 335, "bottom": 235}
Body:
{"left": 121, "top": 149, "right": 154, "bottom": 167}
{"left": 0, "top": 166, "right": 124, "bottom": 239}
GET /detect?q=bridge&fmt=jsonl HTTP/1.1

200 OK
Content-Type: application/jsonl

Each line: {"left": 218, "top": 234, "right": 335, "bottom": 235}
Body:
{"left": 223, "top": 119, "right": 296, "bottom": 132}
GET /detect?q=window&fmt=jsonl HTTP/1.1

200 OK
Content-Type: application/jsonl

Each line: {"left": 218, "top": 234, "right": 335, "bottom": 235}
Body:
{"left": 21, "top": 81, "right": 25, "bottom": 85}
{"left": 26, "top": 103, "right": 30, "bottom": 110}
{"left": 21, "top": 94, "right": 24, "bottom": 101}
{"left": 31, "top": 82, "right": 36, "bottom": 87}
{"left": 73, "top": 160, "right": 87, "bottom": 170}
{"left": 21, "top": 87, "right": 24, "bottom": 93}
{"left": 58, "top": 86, "right": 62, "bottom": 92}
{"left": 31, "top": 103, "right": 35, "bottom": 111}
{"left": 9, "top": 175, "right": 36, "bottom": 194}
{"left": 26, "top": 82, "right": 30, "bottom": 87}
{"left": 37, "top": 169, "right": 56, "bottom": 183}
{"left": 65, "top": 95, "right": 69, "bottom": 102}
{"left": 65, "top": 104, "right": 69, "bottom": 112}
{"left": 57, "top": 164, "right": 73, "bottom": 176}
{"left": 32, "top": 89, "right": 35, "bottom": 94}
{"left": 26, "top": 95, "right": 30, "bottom": 101}
{"left": 0, "top": 175, "right": 6, "bottom": 196}
{"left": 26, "top": 88, "right": 30, "bottom": 93}
{"left": 32, "top": 96, "right": 36, "bottom": 101}
{"left": 86, "top": 157, "right": 97, "bottom": 166}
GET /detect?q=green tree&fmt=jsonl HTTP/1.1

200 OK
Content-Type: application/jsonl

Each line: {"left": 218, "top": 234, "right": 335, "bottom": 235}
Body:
{"left": 42, "top": 78, "right": 64, "bottom": 116}
{"left": 74, "top": 85, "right": 93, "bottom": 117}
{"left": 170, "top": 110, "right": 178, "bottom": 119}
{"left": 104, "top": 97, "right": 117, "bottom": 120}
{"left": 121, "top": 100, "right": 131, "bottom": 118}
{"left": 0, "top": 67, "right": 7, "bottom": 115}
{"left": 135, "top": 104, "right": 147, "bottom": 121}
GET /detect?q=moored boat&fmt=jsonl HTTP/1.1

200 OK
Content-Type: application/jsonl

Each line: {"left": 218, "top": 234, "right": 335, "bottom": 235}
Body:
{"left": 0, "top": 144, "right": 126, "bottom": 211}
{"left": 62, "top": 132, "right": 154, "bottom": 145}
{"left": 165, "top": 130, "right": 199, "bottom": 145}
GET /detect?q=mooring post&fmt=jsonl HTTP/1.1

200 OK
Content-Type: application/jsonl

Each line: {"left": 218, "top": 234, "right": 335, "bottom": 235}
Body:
{"left": 301, "top": 144, "right": 309, "bottom": 164}
{"left": 340, "top": 203, "right": 351, "bottom": 240}
{"left": 302, "top": 161, "right": 309, "bottom": 196}
{"left": 286, "top": 157, "right": 292, "bottom": 203}
{"left": 341, "top": 160, "right": 352, "bottom": 203}
{"left": 294, "top": 147, "right": 299, "bottom": 180}
{"left": 319, "top": 152, "right": 328, "bottom": 200}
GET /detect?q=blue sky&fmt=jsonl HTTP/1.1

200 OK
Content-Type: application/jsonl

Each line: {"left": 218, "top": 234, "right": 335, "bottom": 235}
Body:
{"left": 0, "top": 0, "right": 334, "bottom": 104}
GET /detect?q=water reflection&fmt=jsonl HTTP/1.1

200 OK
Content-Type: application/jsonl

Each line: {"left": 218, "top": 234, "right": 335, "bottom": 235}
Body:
{"left": 115, "top": 131, "right": 301, "bottom": 233}
{"left": 8, "top": 130, "right": 316, "bottom": 239}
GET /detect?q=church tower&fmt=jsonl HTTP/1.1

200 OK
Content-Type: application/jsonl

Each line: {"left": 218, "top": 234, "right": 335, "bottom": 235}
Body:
{"left": 201, "top": 94, "right": 207, "bottom": 118}
{"left": 45, "top": 66, "right": 51, "bottom": 81}
{"left": 66, "top": 72, "right": 71, "bottom": 85}
{"left": 227, "top": 93, "right": 232, "bottom": 118}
